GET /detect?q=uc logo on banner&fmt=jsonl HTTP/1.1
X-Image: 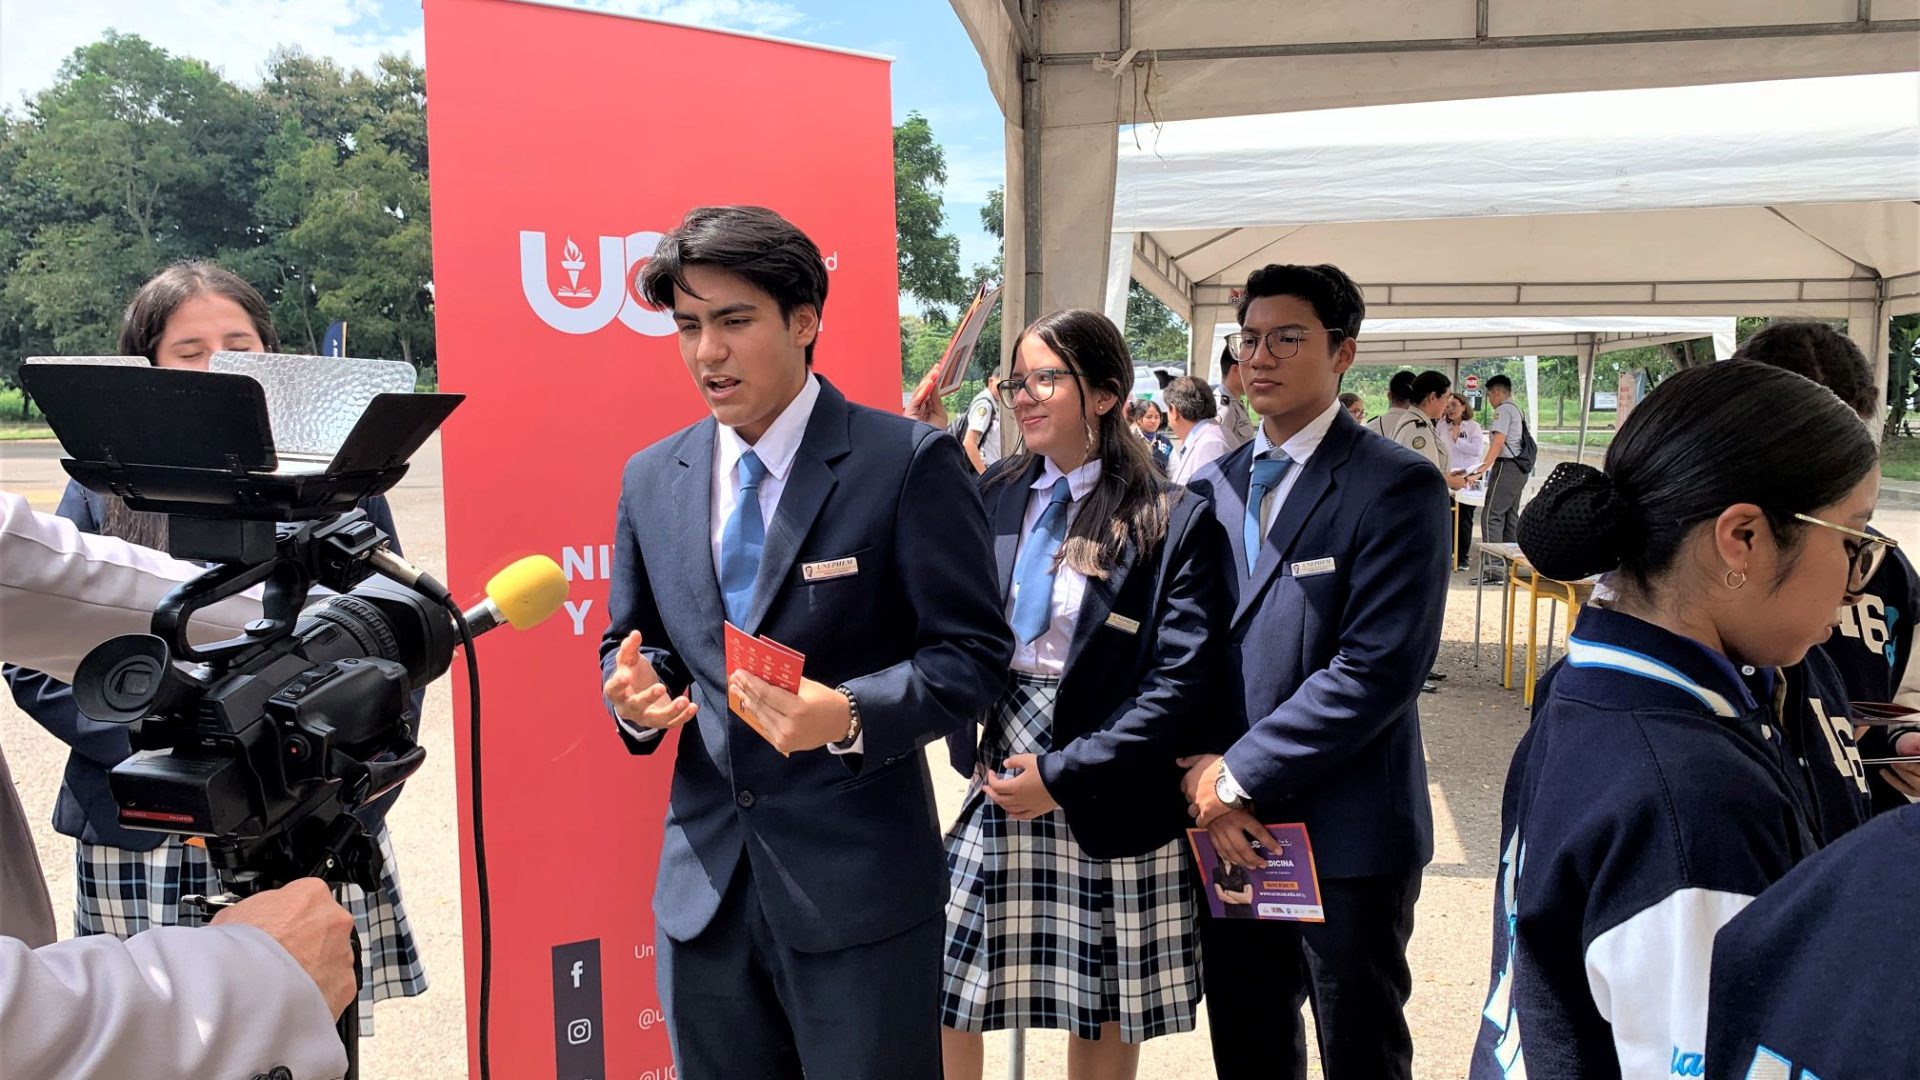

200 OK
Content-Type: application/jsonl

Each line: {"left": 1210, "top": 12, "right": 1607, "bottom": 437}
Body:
{"left": 520, "top": 231, "right": 674, "bottom": 336}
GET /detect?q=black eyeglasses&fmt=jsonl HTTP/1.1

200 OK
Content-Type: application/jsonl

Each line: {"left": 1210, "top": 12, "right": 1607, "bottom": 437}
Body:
{"left": 1794, "top": 513, "right": 1898, "bottom": 594}
{"left": 997, "top": 368, "right": 1085, "bottom": 408}
{"left": 1229, "top": 327, "right": 1346, "bottom": 362}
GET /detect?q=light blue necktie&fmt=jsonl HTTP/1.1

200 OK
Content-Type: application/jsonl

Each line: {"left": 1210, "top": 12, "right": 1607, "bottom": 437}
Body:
{"left": 719, "top": 450, "right": 768, "bottom": 625}
{"left": 1011, "top": 477, "right": 1074, "bottom": 644}
{"left": 1244, "top": 455, "right": 1293, "bottom": 572}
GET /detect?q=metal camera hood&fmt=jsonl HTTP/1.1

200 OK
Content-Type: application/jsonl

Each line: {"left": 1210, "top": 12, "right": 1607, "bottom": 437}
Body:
{"left": 22, "top": 352, "right": 464, "bottom": 521}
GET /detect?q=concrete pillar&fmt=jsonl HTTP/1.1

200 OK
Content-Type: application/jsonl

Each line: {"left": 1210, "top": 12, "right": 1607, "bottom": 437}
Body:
{"left": 999, "top": 68, "right": 1121, "bottom": 364}
{"left": 1189, "top": 303, "right": 1231, "bottom": 380}
{"left": 1575, "top": 342, "right": 1596, "bottom": 466}
{"left": 1849, "top": 290, "right": 1892, "bottom": 441}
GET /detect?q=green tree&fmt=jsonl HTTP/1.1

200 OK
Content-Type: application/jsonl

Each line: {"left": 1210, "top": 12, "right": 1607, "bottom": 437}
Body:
{"left": 2, "top": 33, "right": 273, "bottom": 366}
{"left": 245, "top": 53, "right": 434, "bottom": 368}
{"left": 1124, "top": 281, "right": 1186, "bottom": 367}
{"left": 893, "top": 111, "right": 965, "bottom": 317}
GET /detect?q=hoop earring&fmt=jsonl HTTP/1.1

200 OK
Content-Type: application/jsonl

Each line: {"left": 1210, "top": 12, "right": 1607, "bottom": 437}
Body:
{"left": 1724, "top": 568, "right": 1748, "bottom": 590}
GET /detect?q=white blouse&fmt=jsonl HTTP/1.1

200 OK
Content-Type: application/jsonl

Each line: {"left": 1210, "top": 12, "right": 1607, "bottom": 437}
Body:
{"left": 1007, "top": 458, "right": 1104, "bottom": 676}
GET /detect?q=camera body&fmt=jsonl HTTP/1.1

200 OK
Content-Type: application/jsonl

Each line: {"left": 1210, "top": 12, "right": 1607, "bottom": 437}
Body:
{"left": 24, "top": 356, "right": 465, "bottom": 896}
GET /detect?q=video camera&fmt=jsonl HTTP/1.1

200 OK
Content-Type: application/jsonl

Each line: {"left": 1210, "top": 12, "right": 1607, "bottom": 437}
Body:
{"left": 21, "top": 354, "right": 560, "bottom": 901}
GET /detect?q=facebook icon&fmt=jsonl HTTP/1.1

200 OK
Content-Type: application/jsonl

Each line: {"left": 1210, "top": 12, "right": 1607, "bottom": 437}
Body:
{"left": 552, "top": 940, "right": 606, "bottom": 1079}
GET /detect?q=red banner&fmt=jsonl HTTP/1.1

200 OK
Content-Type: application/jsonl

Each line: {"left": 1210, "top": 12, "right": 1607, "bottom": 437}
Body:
{"left": 423, "top": 2, "right": 897, "bottom": 1074}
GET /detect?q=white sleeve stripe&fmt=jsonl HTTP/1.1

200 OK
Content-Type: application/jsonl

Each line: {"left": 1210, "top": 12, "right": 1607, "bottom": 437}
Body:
{"left": 1584, "top": 887, "right": 1755, "bottom": 1079}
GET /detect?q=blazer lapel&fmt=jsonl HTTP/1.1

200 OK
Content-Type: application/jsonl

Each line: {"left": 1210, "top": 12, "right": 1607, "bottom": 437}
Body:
{"left": 742, "top": 379, "right": 853, "bottom": 634}
{"left": 1212, "top": 443, "right": 1256, "bottom": 579}
{"left": 1063, "top": 542, "right": 1137, "bottom": 673}
{"left": 669, "top": 419, "right": 726, "bottom": 643}
{"left": 1233, "top": 416, "right": 1359, "bottom": 627}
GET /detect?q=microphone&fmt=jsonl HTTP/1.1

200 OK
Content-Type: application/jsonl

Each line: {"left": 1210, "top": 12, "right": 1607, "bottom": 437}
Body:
{"left": 461, "top": 555, "right": 570, "bottom": 637}
{"left": 369, "top": 546, "right": 454, "bottom": 604}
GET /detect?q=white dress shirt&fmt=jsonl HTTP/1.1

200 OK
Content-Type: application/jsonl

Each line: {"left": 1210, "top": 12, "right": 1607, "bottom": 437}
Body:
{"left": 1169, "top": 417, "right": 1232, "bottom": 485}
{"left": 711, "top": 373, "right": 822, "bottom": 577}
{"left": 1248, "top": 399, "right": 1343, "bottom": 536}
{"left": 1008, "top": 458, "right": 1103, "bottom": 677}
{"left": 1444, "top": 419, "right": 1485, "bottom": 473}
{"left": 627, "top": 375, "right": 861, "bottom": 753}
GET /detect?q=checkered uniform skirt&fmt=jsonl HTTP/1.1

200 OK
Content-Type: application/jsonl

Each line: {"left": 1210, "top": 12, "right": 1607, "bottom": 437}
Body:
{"left": 941, "top": 673, "right": 1201, "bottom": 1043}
{"left": 74, "top": 822, "right": 427, "bottom": 1033}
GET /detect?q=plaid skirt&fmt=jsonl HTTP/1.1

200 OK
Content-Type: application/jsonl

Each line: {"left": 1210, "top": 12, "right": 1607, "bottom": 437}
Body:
{"left": 74, "top": 823, "right": 428, "bottom": 1033}
{"left": 941, "top": 673, "right": 1201, "bottom": 1043}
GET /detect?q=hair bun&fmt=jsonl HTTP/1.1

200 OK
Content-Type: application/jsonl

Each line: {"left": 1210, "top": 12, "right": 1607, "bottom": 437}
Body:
{"left": 1518, "top": 463, "right": 1637, "bottom": 581}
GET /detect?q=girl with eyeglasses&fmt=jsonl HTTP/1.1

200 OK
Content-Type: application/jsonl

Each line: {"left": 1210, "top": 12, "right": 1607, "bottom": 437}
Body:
{"left": 939, "top": 308, "right": 1229, "bottom": 1080}
{"left": 1470, "top": 361, "right": 1888, "bottom": 1080}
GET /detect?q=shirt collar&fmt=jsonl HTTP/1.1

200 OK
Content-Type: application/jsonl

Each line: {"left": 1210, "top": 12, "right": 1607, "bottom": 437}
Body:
{"left": 1251, "top": 398, "right": 1342, "bottom": 466}
{"left": 1033, "top": 456, "right": 1103, "bottom": 502}
{"left": 716, "top": 374, "right": 820, "bottom": 483}
{"left": 1562, "top": 606, "right": 1762, "bottom": 717}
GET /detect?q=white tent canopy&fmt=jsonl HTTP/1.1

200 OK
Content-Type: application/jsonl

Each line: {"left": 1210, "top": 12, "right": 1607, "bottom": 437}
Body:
{"left": 1096, "top": 73, "right": 1919, "bottom": 411}
{"left": 1111, "top": 74, "right": 1920, "bottom": 334}
{"left": 952, "top": 0, "right": 1918, "bottom": 339}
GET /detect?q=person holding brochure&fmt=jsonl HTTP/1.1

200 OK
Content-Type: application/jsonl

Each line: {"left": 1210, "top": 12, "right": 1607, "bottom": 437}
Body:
{"left": 1470, "top": 362, "right": 1884, "bottom": 1079}
{"left": 1179, "top": 263, "right": 1450, "bottom": 1080}
{"left": 598, "top": 205, "right": 1013, "bottom": 1079}
{"left": 940, "top": 308, "right": 1229, "bottom": 1080}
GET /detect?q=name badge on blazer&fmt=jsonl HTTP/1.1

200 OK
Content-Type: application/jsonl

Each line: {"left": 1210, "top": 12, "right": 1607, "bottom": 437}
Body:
{"left": 1290, "top": 557, "right": 1337, "bottom": 578}
{"left": 801, "top": 556, "right": 860, "bottom": 582}
{"left": 1105, "top": 612, "right": 1141, "bottom": 635}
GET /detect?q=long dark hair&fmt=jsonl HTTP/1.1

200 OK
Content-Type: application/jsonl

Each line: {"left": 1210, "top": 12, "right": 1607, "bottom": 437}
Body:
{"left": 1519, "top": 361, "right": 1878, "bottom": 592}
{"left": 117, "top": 260, "right": 279, "bottom": 362}
{"left": 988, "top": 308, "right": 1171, "bottom": 578}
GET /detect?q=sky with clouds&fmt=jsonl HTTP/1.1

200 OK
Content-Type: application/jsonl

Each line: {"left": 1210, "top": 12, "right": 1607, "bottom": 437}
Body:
{"left": 0, "top": 0, "right": 1009, "bottom": 301}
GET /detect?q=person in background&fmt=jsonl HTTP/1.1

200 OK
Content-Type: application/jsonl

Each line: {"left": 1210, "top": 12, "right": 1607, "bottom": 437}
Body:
{"left": 1130, "top": 399, "right": 1173, "bottom": 474}
{"left": 1182, "top": 263, "right": 1448, "bottom": 1080}
{"left": 1339, "top": 391, "right": 1366, "bottom": 425}
{"left": 1472, "top": 362, "right": 1882, "bottom": 1079}
{"left": 3, "top": 260, "right": 429, "bottom": 1037}
{"left": 1467, "top": 374, "right": 1529, "bottom": 584}
{"left": 1442, "top": 392, "right": 1485, "bottom": 571}
{"left": 1381, "top": 370, "right": 1459, "bottom": 488}
{"left": 1732, "top": 319, "right": 1920, "bottom": 807}
{"left": 959, "top": 372, "right": 1005, "bottom": 474}
{"left": 1364, "top": 370, "right": 1417, "bottom": 436}
{"left": 1166, "top": 374, "right": 1232, "bottom": 485}
{"left": 941, "top": 308, "right": 1228, "bottom": 1080}
{"left": 1215, "top": 344, "right": 1258, "bottom": 451}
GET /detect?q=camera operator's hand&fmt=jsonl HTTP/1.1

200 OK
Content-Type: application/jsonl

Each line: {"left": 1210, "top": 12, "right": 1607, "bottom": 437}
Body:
{"left": 211, "top": 878, "right": 356, "bottom": 1018}
{"left": 604, "top": 630, "right": 697, "bottom": 730}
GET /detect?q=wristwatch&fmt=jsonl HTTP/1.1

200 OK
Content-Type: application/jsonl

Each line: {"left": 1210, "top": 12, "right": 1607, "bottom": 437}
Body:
{"left": 1215, "top": 768, "right": 1247, "bottom": 810}
{"left": 832, "top": 686, "right": 863, "bottom": 751}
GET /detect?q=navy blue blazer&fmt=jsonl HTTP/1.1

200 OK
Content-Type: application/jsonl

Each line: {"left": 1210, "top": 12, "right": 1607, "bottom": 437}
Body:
{"left": 597, "top": 378, "right": 1014, "bottom": 953}
{"left": 3, "top": 482, "right": 410, "bottom": 850}
{"left": 947, "top": 456, "right": 1230, "bottom": 859}
{"left": 1186, "top": 406, "right": 1449, "bottom": 879}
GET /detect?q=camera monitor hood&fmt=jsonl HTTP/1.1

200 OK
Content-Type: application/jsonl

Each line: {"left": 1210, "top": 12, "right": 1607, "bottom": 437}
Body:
{"left": 22, "top": 353, "right": 464, "bottom": 521}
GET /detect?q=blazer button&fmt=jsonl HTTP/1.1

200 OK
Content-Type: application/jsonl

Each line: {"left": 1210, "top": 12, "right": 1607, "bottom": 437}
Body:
{"left": 736, "top": 790, "right": 756, "bottom": 808}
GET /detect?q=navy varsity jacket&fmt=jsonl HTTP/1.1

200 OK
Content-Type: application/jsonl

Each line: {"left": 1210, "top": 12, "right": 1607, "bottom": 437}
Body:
{"left": 1472, "top": 607, "right": 1822, "bottom": 1080}
{"left": 1707, "top": 803, "right": 1920, "bottom": 1079}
